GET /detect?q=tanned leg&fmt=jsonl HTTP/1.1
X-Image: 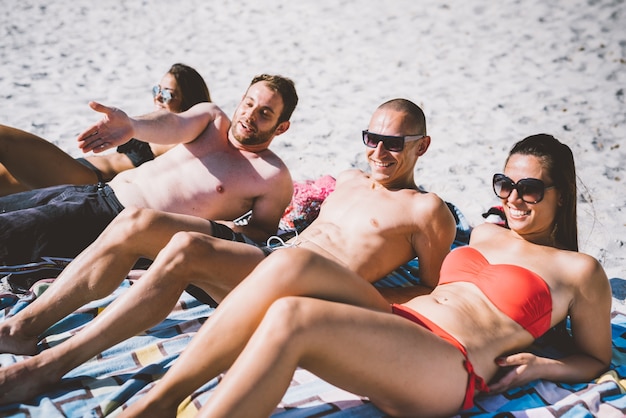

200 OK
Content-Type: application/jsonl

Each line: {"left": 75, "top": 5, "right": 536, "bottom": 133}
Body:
{"left": 0, "top": 125, "right": 98, "bottom": 196}
{"left": 0, "top": 207, "right": 250, "bottom": 404}
{"left": 120, "top": 249, "right": 391, "bottom": 417}
{"left": 0, "top": 207, "right": 214, "bottom": 355}
{"left": 200, "top": 297, "right": 469, "bottom": 418}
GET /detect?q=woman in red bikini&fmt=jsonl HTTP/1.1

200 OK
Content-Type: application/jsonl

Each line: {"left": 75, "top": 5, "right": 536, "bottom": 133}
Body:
{"left": 123, "top": 134, "right": 612, "bottom": 418}
{"left": 0, "top": 63, "right": 210, "bottom": 196}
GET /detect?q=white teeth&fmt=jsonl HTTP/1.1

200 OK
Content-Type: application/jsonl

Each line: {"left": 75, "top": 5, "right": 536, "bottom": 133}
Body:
{"left": 372, "top": 160, "right": 391, "bottom": 167}
{"left": 509, "top": 208, "right": 530, "bottom": 217}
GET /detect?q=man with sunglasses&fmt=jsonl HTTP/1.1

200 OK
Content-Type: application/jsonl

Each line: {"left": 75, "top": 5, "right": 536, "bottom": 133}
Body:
{"left": 0, "top": 74, "right": 298, "bottom": 268}
{"left": 0, "top": 98, "right": 458, "bottom": 402}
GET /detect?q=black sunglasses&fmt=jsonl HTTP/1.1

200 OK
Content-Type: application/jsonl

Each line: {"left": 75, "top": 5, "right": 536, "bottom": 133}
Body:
{"left": 362, "top": 130, "right": 424, "bottom": 152}
{"left": 492, "top": 173, "right": 555, "bottom": 204}
{"left": 152, "top": 85, "right": 174, "bottom": 104}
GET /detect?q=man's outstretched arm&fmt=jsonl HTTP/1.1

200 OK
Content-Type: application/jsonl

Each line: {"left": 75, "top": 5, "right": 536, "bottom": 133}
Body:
{"left": 77, "top": 101, "right": 223, "bottom": 153}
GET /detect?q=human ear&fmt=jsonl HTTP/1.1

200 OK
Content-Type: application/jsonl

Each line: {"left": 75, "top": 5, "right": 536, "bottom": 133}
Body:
{"left": 274, "top": 121, "right": 290, "bottom": 136}
{"left": 417, "top": 136, "right": 431, "bottom": 156}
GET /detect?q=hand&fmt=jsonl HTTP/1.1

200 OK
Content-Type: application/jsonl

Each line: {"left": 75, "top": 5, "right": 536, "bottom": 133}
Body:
{"left": 488, "top": 352, "right": 542, "bottom": 393}
{"left": 77, "top": 101, "right": 133, "bottom": 153}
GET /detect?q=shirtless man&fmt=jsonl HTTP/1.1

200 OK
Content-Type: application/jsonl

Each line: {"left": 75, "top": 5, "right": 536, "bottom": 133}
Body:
{"left": 0, "top": 74, "right": 297, "bottom": 266}
{"left": 0, "top": 98, "right": 457, "bottom": 404}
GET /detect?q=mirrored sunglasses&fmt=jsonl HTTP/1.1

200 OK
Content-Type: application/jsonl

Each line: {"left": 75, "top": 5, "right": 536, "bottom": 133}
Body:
{"left": 362, "top": 130, "right": 424, "bottom": 152}
{"left": 492, "top": 173, "right": 555, "bottom": 204}
{"left": 152, "top": 85, "right": 174, "bottom": 104}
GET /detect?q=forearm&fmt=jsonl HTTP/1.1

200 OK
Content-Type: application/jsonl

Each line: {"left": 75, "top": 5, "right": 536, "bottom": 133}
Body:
{"left": 131, "top": 111, "right": 195, "bottom": 145}
{"left": 537, "top": 353, "right": 610, "bottom": 383}
{"left": 132, "top": 102, "right": 218, "bottom": 145}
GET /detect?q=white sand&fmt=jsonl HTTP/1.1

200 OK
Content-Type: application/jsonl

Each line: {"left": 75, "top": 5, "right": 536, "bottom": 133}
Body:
{"left": 1, "top": 0, "right": 624, "bottom": 278}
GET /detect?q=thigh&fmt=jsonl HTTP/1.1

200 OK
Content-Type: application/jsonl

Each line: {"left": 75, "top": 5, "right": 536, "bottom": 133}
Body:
{"left": 226, "top": 248, "right": 391, "bottom": 314}
{"left": 102, "top": 208, "right": 219, "bottom": 260}
{"left": 292, "top": 298, "right": 469, "bottom": 416}
{"left": 179, "top": 232, "right": 267, "bottom": 300}
{"left": 128, "top": 212, "right": 268, "bottom": 301}
{"left": 0, "top": 125, "right": 97, "bottom": 188}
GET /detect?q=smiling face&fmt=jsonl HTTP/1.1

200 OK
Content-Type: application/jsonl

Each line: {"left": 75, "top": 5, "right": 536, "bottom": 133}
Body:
{"left": 153, "top": 72, "right": 184, "bottom": 113}
{"left": 502, "top": 153, "right": 561, "bottom": 242}
{"left": 229, "top": 81, "right": 289, "bottom": 149}
{"left": 364, "top": 107, "right": 428, "bottom": 189}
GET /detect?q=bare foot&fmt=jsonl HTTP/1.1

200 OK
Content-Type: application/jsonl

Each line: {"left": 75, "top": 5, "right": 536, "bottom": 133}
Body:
{"left": 0, "top": 357, "right": 59, "bottom": 405}
{"left": 0, "top": 326, "right": 39, "bottom": 355}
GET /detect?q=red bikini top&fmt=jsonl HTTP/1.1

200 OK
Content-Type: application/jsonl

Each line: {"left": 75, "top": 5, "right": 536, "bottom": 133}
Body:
{"left": 439, "top": 246, "right": 552, "bottom": 338}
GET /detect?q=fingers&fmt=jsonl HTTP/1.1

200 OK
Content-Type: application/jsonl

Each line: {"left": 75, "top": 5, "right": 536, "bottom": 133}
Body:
{"left": 487, "top": 365, "right": 519, "bottom": 393}
{"left": 88, "top": 101, "right": 110, "bottom": 114}
{"left": 77, "top": 128, "right": 111, "bottom": 153}
{"left": 76, "top": 102, "right": 117, "bottom": 153}
{"left": 488, "top": 353, "right": 536, "bottom": 393}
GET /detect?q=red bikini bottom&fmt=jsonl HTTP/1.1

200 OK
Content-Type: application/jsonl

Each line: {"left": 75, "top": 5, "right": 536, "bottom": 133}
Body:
{"left": 391, "top": 303, "right": 489, "bottom": 410}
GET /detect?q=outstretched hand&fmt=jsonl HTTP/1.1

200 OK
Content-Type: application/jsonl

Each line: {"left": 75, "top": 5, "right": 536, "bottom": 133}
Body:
{"left": 77, "top": 101, "right": 133, "bottom": 153}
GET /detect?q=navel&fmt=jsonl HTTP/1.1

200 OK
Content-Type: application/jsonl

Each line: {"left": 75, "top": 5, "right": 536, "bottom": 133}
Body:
{"left": 434, "top": 295, "right": 449, "bottom": 304}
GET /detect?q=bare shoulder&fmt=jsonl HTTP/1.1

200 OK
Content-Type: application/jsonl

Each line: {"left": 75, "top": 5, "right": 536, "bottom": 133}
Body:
{"left": 188, "top": 101, "right": 222, "bottom": 114}
{"left": 179, "top": 102, "right": 225, "bottom": 122}
{"left": 407, "top": 191, "right": 456, "bottom": 238}
{"left": 198, "top": 102, "right": 229, "bottom": 127}
{"left": 408, "top": 190, "right": 450, "bottom": 218}
{"left": 469, "top": 223, "right": 504, "bottom": 244}
{"left": 252, "top": 150, "right": 293, "bottom": 195}
{"left": 335, "top": 169, "right": 364, "bottom": 184}
{"left": 258, "top": 149, "right": 291, "bottom": 173}
{"left": 555, "top": 249, "right": 607, "bottom": 288}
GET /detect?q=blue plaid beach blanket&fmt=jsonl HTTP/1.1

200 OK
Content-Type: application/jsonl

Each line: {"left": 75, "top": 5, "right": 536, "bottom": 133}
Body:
{"left": 1, "top": 200, "right": 625, "bottom": 417}
{"left": 1, "top": 273, "right": 625, "bottom": 417}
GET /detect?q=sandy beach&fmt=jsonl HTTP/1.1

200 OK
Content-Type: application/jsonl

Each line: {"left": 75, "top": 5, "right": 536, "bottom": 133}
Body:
{"left": 1, "top": 0, "right": 624, "bottom": 280}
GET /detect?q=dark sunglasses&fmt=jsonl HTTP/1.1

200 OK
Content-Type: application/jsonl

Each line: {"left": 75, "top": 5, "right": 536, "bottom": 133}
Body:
{"left": 362, "top": 130, "right": 425, "bottom": 152}
{"left": 492, "top": 173, "right": 555, "bottom": 204}
{"left": 152, "top": 85, "right": 174, "bottom": 104}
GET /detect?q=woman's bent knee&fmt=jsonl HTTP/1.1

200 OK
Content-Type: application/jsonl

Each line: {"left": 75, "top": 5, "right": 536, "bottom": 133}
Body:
{"left": 260, "top": 297, "right": 312, "bottom": 340}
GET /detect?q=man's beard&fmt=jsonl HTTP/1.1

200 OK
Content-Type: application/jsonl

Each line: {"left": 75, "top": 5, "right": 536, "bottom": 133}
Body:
{"left": 232, "top": 122, "right": 279, "bottom": 146}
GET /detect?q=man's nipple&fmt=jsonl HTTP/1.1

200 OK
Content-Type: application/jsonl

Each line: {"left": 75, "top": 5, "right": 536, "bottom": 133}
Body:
{"left": 216, "top": 185, "right": 224, "bottom": 193}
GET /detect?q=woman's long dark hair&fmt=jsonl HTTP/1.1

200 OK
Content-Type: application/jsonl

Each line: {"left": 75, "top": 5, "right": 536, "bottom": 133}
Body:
{"left": 506, "top": 134, "right": 578, "bottom": 251}
{"left": 168, "top": 63, "right": 211, "bottom": 111}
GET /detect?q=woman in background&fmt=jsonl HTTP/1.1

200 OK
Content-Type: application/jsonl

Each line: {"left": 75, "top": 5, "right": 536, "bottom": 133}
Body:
{"left": 0, "top": 63, "right": 210, "bottom": 196}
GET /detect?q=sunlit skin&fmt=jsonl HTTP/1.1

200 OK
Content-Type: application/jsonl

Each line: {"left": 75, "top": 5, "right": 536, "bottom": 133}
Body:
{"left": 179, "top": 150, "right": 610, "bottom": 418}
{"left": 0, "top": 100, "right": 461, "bottom": 414}
{"left": 228, "top": 83, "right": 289, "bottom": 149}
{"left": 501, "top": 154, "right": 560, "bottom": 247}
{"left": 89, "top": 72, "right": 185, "bottom": 173}
{"left": 153, "top": 72, "right": 184, "bottom": 113}
{"left": 365, "top": 108, "right": 430, "bottom": 190}
{"left": 0, "top": 70, "right": 192, "bottom": 195}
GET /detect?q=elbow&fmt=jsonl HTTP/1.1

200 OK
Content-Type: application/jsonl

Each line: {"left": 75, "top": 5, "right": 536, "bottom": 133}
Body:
{"left": 587, "top": 351, "right": 612, "bottom": 380}
{"left": 418, "top": 269, "right": 440, "bottom": 290}
{"left": 599, "top": 353, "right": 613, "bottom": 373}
{"left": 598, "top": 341, "right": 614, "bottom": 372}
